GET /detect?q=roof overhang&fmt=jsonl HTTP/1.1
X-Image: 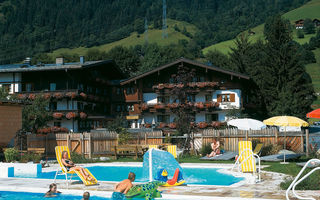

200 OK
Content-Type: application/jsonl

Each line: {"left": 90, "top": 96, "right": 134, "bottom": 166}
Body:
{"left": 120, "top": 58, "right": 249, "bottom": 85}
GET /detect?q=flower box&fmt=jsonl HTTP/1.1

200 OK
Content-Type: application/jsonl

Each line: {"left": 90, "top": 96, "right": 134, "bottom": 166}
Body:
{"left": 80, "top": 92, "right": 87, "bottom": 99}
{"left": 154, "top": 104, "right": 165, "bottom": 109}
{"left": 168, "top": 123, "right": 177, "bottom": 129}
{"left": 145, "top": 123, "right": 151, "bottom": 128}
{"left": 79, "top": 112, "right": 87, "bottom": 119}
{"left": 158, "top": 122, "right": 167, "bottom": 128}
{"left": 195, "top": 102, "right": 204, "bottom": 109}
{"left": 28, "top": 94, "right": 36, "bottom": 100}
{"left": 158, "top": 84, "right": 164, "bottom": 90}
{"left": 66, "top": 112, "right": 78, "bottom": 119}
{"left": 168, "top": 103, "right": 179, "bottom": 109}
{"left": 54, "top": 92, "right": 63, "bottom": 99}
{"left": 17, "top": 94, "right": 27, "bottom": 100}
{"left": 198, "top": 122, "right": 208, "bottom": 129}
{"left": 43, "top": 93, "right": 51, "bottom": 99}
{"left": 141, "top": 103, "right": 148, "bottom": 111}
{"left": 211, "top": 121, "right": 221, "bottom": 128}
{"left": 66, "top": 92, "right": 77, "bottom": 99}
{"left": 52, "top": 112, "right": 64, "bottom": 119}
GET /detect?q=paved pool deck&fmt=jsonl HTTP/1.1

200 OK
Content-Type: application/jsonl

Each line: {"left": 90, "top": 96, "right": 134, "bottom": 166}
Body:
{"left": 0, "top": 162, "right": 319, "bottom": 200}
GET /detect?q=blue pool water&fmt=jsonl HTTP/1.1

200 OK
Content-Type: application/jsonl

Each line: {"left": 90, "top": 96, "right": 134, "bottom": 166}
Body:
{"left": 0, "top": 191, "right": 108, "bottom": 200}
{"left": 15, "top": 166, "right": 243, "bottom": 186}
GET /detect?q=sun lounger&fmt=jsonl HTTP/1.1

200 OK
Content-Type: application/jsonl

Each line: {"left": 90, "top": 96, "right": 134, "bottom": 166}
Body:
{"left": 148, "top": 145, "right": 159, "bottom": 149}
{"left": 253, "top": 143, "right": 263, "bottom": 156}
{"left": 200, "top": 151, "right": 236, "bottom": 161}
{"left": 167, "top": 145, "right": 177, "bottom": 158}
{"left": 260, "top": 153, "right": 302, "bottom": 162}
{"left": 54, "top": 146, "right": 98, "bottom": 187}
{"left": 296, "top": 160, "right": 320, "bottom": 168}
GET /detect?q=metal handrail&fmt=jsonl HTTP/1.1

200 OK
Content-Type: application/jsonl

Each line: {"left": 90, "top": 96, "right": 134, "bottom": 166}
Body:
{"left": 286, "top": 159, "right": 320, "bottom": 200}
{"left": 232, "top": 148, "right": 261, "bottom": 182}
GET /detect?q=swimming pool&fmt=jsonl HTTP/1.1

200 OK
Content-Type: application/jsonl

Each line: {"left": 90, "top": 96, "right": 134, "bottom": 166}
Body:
{"left": 15, "top": 166, "right": 243, "bottom": 186}
{"left": 0, "top": 191, "right": 107, "bottom": 200}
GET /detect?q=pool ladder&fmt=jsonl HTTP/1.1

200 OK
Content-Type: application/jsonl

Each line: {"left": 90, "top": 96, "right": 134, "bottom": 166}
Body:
{"left": 286, "top": 158, "right": 320, "bottom": 200}
{"left": 232, "top": 148, "right": 261, "bottom": 183}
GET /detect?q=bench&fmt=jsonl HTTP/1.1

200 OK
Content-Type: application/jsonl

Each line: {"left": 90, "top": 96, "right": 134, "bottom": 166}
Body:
{"left": 113, "top": 145, "right": 145, "bottom": 160}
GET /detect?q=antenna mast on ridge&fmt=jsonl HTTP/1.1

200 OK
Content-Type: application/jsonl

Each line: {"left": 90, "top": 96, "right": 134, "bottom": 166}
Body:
{"left": 144, "top": 17, "right": 148, "bottom": 44}
{"left": 162, "top": 0, "right": 168, "bottom": 39}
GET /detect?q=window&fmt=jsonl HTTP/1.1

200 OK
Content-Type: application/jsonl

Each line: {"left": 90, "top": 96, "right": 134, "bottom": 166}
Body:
{"left": 78, "top": 84, "right": 84, "bottom": 91}
{"left": 205, "top": 114, "right": 218, "bottom": 122}
{"left": 205, "top": 94, "right": 212, "bottom": 102}
{"left": 187, "top": 95, "right": 195, "bottom": 102}
{"left": 192, "top": 76, "right": 205, "bottom": 82}
{"left": 127, "top": 105, "right": 134, "bottom": 112}
{"left": 157, "top": 115, "right": 170, "bottom": 123}
{"left": 26, "top": 83, "right": 34, "bottom": 92}
{"left": 217, "top": 94, "right": 235, "bottom": 102}
{"left": 157, "top": 96, "right": 170, "bottom": 104}
{"left": 50, "top": 83, "right": 56, "bottom": 91}
{"left": 54, "top": 121, "right": 61, "bottom": 127}
{"left": 126, "top": 87, "right": 135, "bottom": 95}
{"left": 49, "top": 102, "right": 57, "bottom": 111}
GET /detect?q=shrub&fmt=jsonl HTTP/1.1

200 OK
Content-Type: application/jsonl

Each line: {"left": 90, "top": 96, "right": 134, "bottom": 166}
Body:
{"left": 20, "top": 153, "right": 42, "bottom": 163}
{"left": 200, "top": 143, "right": 212, "bottom": 156}
{"left": 70, "top": 152, "right": 93, "bottom": 163}
{"left": 281, "top": 171, "right": 320, "bottom": 190}
{"left": 261, "top": 143, "right": 282, "bottom": 156}
{"left": 4, "top": 148, "right": 19, "bottom": 162}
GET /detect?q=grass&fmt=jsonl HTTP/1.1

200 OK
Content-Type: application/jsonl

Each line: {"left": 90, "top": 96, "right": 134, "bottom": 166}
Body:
{"left": 202, "top": 0, "right": 320, "bottom": 55}
{"left": 48, "top": 19, "right": 198, "bottom": 57}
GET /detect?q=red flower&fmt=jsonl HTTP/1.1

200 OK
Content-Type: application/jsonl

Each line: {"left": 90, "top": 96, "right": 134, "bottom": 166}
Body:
{"left": 154, "top": 104, "right": 165, "bottom": 109}
{"left": 141, "top": 103, "right": 148, "bottom": 111}
{"left": 17, "top": 94, "right": 27, "bottom": 100}
{"left": 28, "top": 94, "right": 36, "bottom": 100}
{"left": 43, "top": 93, "right": 51, "bottom": 99}
{"left": 79, "top": 112, "right": 87, "bottom": 119}
{"left": 66, "top": 92, "right": 77, "bottom": 99}
{"left": 80, "top": 92, "right": 87, "bottom": 99}
{"left": 198, "top": 122, "right": 208, "bottom": 129}
{"left": 195, "top": 102, "right": 204, "bottom": 109}
{"left": 66, "top": 112, "right": 78, "bottom": 119}
{"left": 52, "top": 112, "right": 64, "bottom": 119}
{"left": 54, "top": 92, "right": 63, "bottom": 99}
{"left": 145, "top": 123, "right": 151, "bottom": 128}
{"left": 158, "top": 122, "right": 167, "bottom": 128}
{"left": 168, "top": 123, "right": 176, "bottom": 129}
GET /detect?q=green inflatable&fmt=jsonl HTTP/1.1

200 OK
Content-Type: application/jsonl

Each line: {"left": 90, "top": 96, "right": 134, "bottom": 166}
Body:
{"left": 125, "top": 181, "right": 165, "bottom": 200}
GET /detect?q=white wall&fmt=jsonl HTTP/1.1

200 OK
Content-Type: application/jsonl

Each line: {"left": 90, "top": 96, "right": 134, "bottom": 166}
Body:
{"left": 213, "top": 89, "right": 241, "bottom": 109}
{"left": 143, "top": 93, "right": 158, "bottom": 105}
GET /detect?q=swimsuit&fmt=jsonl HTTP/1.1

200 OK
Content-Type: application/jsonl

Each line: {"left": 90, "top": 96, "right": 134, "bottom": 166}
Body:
{"left": 111, "top": 192, "right": 125, "bottom": 200}
{"left": 64, "top": 159, "right": 72, "bottom": 171}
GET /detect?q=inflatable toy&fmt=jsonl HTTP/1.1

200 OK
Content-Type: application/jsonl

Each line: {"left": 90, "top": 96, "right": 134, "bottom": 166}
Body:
{"left": 125, "top": 181, "right": 164, "bottom": 200}
{"left": 155, "top": 168, "right": 186, "bottom": 187}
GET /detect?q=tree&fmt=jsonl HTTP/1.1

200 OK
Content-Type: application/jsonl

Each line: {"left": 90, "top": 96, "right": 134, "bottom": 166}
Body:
{"left": 205, "top": 50, "right": 232, "bottom": 70}
{"left": 303, "top": 18, "right": 315, "bottom": 34}
{"left": 297, "top": 29, "right": 304, "bottom": 38}
{"left": 0, "top": 87, "right": 9, "bottom": 100}
{"left": 106, "top": 46, "right": 140, "bottom": 77}
{"left": 261, "top": 15, "right": 315, "bottom": 118}
{"left": 169, "top": 65, "right": 197, "bottom": 153}
{"left": 22, "top": 95, "right": 51, "bottom": 133}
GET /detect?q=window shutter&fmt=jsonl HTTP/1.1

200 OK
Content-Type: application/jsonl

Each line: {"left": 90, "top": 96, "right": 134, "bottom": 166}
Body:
{"left": 217, "top": 94, "right": 222, "bottom": 102}
{"left": 230, "top": 94, "right": 235, "bottom": 102}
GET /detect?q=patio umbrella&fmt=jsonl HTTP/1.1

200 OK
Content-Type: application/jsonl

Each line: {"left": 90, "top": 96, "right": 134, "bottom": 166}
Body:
{"left": 263, "top": 116, "right": 308, "bottom": 164}
{"left": 227, "top": 118, "right": 266, "bottom": 130}
{"left": 306, "top": 108, "right": 320, "bottom": 118}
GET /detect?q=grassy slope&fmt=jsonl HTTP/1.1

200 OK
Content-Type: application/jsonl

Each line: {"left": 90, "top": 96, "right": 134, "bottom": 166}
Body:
{"left": 49, "top": 19, "right": 198, "bottom": 57}
{"left": 203, "top": 0, "right": 320, "bottom": 55}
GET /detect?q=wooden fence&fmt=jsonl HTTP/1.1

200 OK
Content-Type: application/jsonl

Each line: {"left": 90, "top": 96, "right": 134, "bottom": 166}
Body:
{"left": 27, "top": 128, "right": 307, "bottom": 158}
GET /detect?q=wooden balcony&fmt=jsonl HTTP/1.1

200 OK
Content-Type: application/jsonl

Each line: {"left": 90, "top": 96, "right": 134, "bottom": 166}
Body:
{"left": 152, "top": 82, "right": 220, "bottom": 94}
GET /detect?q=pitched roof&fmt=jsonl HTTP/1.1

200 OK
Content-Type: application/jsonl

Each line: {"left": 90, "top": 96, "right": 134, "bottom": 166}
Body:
{"left": 120, "top": 58, "right": 249, "bottom": 85}
{"left": 0, "top": 60, "right": 123, "bottom": 74}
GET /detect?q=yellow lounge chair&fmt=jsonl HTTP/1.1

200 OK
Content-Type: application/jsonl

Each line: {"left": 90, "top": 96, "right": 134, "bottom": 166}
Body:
{"left": 167, "top": 145, "right": 177, "bottom": 158}
{"left": 54, "top": 146, "right": 97, "bottom": 187}
{"left": 232, "top": 141, "right": 261, "bottom": 182}
{"left": 253, "top": 143, "right": 263, "bottom": 156}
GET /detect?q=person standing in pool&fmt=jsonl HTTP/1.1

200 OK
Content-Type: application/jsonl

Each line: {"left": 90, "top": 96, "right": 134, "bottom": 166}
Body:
{"left": 82, "top": 191, "right": 90, "bottom": 200}
{"left": 44, "top": 183, "right": 61, "bottom": 197}
{"left": 61, "top": 151, "right": 94, "bottom": 181}
{"left": 111, "top": 172, "right": 135, "bottom": 200}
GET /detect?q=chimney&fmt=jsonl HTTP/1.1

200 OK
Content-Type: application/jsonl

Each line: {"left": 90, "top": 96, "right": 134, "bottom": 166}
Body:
{"left": 80, "top": 56, "right": 85, "bottom": 64}
{"left": 56, "top": 57, "right": 64, "bottom": 65}
{"left": 23, "top": 57, "right": 31, "bottom": 65}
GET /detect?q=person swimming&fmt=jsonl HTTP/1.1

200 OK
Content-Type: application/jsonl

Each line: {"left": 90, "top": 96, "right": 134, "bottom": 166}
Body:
{"left": 44, "top": 183, "right": 61, "bottom": 197}
{"left": 61, "top": 151, "right": 94, "bottom": 181}
{"left": 111, "top": 172, "right": 135, "bottom": 200}
{"left": 82, "top": 191, "right": 90, "bottom": 200}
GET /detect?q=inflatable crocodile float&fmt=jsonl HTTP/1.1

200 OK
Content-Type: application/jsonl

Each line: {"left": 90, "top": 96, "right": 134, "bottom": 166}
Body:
{"left": 125, "top": 181, "right": 165, "bottom": 200}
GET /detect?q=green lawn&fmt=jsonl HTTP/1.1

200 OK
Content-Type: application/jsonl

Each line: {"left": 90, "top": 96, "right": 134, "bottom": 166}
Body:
{"left": 48, "top": 19, "right": 198, "bottom": 57}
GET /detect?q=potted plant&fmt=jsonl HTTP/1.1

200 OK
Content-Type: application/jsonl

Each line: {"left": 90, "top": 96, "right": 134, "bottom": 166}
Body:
{"left": 66, "top": 112, "right": 78, "bottom": 119}
{"left": 17, "top": 94, "right": 27, "bottom": 100}
{"left": 28, "top": 93, "right": 36, "bottom": 100}
{"left": 145, "top": 123, "right": 151, "bottom": 128}
{"left": 195, "top": 102, "right": 204, "bottom": 109}
{"left": 54, "top": 92, "right": 63, "bottom": 99}
{"left": 168, "top": 122, "right": 177, "bottom": 129}
{"left": 211, "top": 121, "right": 221, "bottom": 128}
{"left": 198, "top": 122, "right": 208, "bottom": 129}
{"left": 80, "top": 112, "right": 87, "bottom": 119}
{"left": 158, "top": 122, "right": 167, "bottom": 128}
{"left": 66, "top": 92, "right": 77, "bottom": 99}
{"left": 43, "top": 93, "right": 51, "bottom": 99}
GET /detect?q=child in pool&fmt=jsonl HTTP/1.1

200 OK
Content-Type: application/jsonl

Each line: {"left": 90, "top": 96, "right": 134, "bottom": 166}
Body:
{"left": 82, "top": 191, "right": 90, "bottom": 200}
{"left": 44, "top": 183, "right": 61, "bottom": 197}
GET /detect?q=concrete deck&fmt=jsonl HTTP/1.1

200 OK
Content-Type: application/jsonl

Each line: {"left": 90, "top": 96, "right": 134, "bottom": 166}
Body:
{"left": 0, "top": 162, "right": 319, "bottom": 200}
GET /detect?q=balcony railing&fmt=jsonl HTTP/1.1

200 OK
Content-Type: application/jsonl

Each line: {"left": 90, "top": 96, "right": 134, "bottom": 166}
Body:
{"left": 140, "top": 101, "right": 220, "bottom": 112}
{"left": 152, "top": 82, "right": 220, "bottom": 90}
{"left": 15, "top": 90, "right": 109, "bottom": 103}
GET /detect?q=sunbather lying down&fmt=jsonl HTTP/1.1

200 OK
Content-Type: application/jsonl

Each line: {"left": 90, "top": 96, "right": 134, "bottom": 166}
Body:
{"left": 61, "top": 151, "right": 94, "bottom": 181}
{"left": 207, "top": 138, "right": 220, "bottom": 157}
